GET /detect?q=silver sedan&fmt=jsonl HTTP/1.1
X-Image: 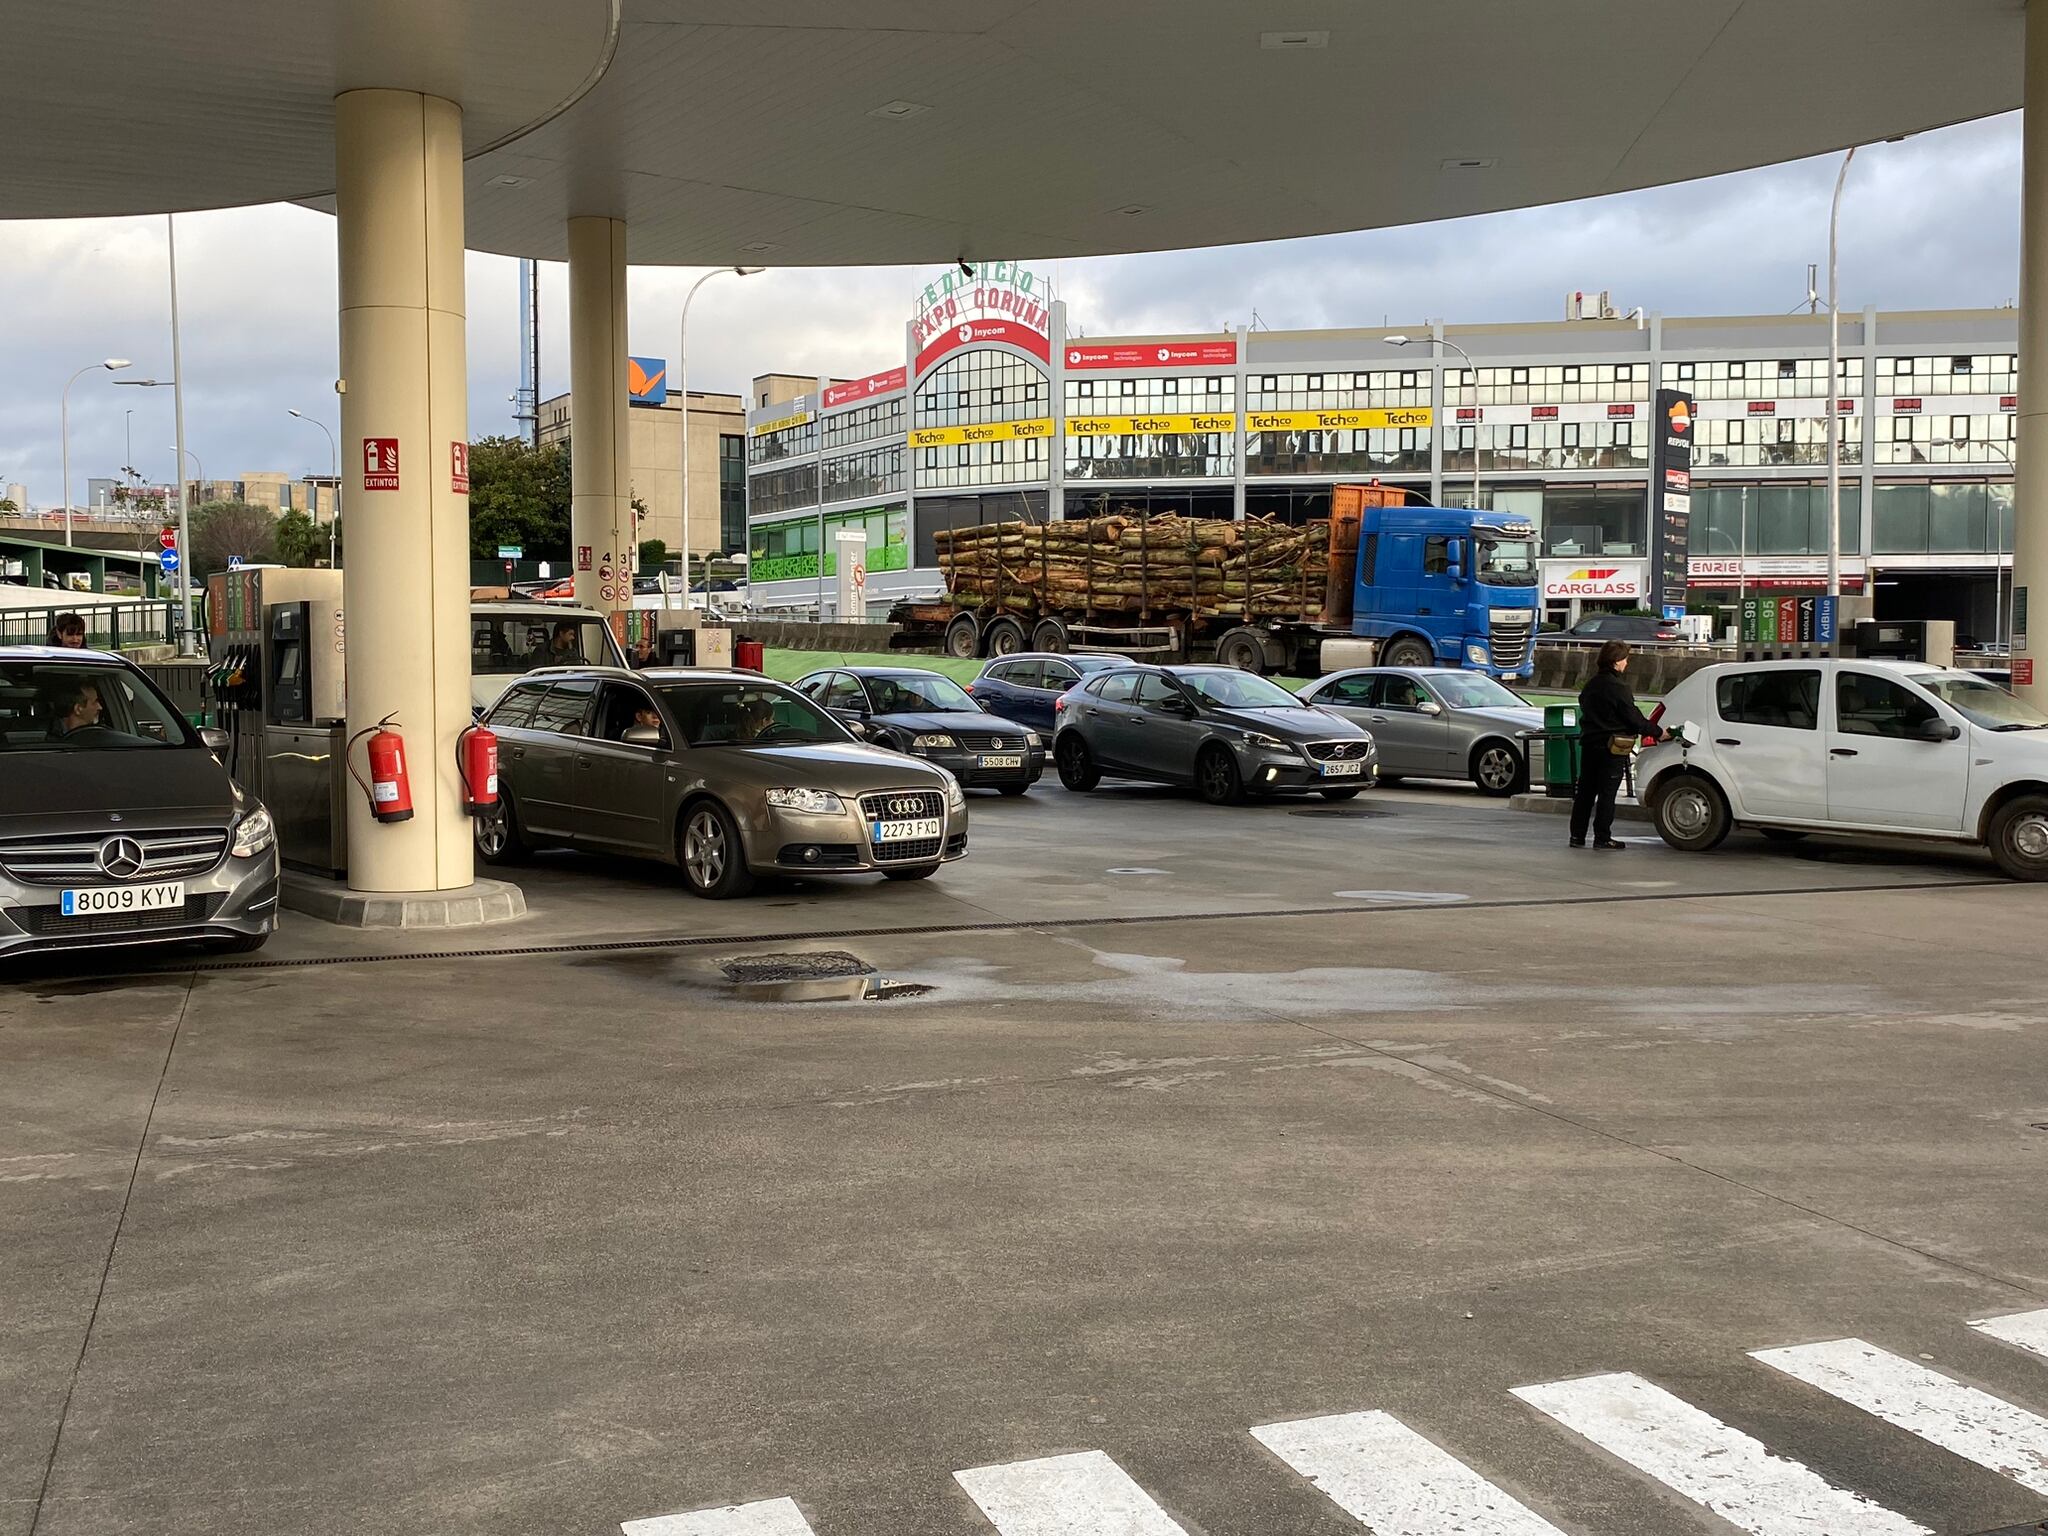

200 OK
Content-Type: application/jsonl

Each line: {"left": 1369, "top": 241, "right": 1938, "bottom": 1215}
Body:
{"left": 1300, "top": 667, "right": 1542, "bottom": 796}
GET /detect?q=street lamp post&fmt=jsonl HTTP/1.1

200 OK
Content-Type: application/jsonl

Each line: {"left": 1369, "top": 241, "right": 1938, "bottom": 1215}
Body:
{"left": 1985, "top": 439, "right": 2016, "bottom": 651}
{"left": 1826, "top": 147, "right": 1857, "bottom": 604}
{"left": 1385, "top": 334, "right": 1482, "bottom": 511}
{"left": 678, "top": 266, "right": 765, "bottom": 565}
{"left": 289, "top": 409, "right": 340, "bottom": 566}
{"left": 60, "top": 358, "right": 132, "bottom": 546}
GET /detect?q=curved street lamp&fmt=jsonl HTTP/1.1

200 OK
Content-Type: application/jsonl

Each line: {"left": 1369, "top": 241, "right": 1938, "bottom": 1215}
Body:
{"left": 678, "top": 266, "right": 765, "bottom": 576}
{"left": 61, "top": 358, "right": 132, "bottom": 545}
{"left": 289, "top": 408, "right": 340, "bottom": 566}
{"left": 1385, "top": 334, "right": 1482, "bottom": 513}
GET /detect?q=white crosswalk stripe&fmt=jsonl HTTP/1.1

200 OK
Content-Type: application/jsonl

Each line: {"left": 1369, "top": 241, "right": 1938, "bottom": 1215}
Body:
{"left": 1512, "top": 1371, "right": 1932, "bottom": 1536}
{"left": 621, "top": 1497, "right": 818, "bottom": 1535}
{"left": 1753, "top": 1337, "right": 2048, "bottom": 1497}
{"left": 1972, "top": 1307, "right": 2048, "bottom": 1363}
{"left": 1250, "top": 1409, "right": 1568, "bottom": 1535}
{"left": 953, "top": 1449, "right": 1190, "bottom": 1535}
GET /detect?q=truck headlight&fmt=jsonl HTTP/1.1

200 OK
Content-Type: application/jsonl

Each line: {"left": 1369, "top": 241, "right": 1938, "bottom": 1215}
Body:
{"left": 1243, "top": 731, "right": 1290, "bottom": 751}
{"left": 231, "top": 805, "right": 274, "bottom": 858}
{"left": 944, "top": 777, "right": 966, "bottom": 812}
{"left": 765, "top": 787, "right": 845, "bottom": 815}
{"left": 913, "top": 733, "right": 958, "bottom": 750}
{"left": 1465, "top": 643, "right": 1491, "bottom": 666}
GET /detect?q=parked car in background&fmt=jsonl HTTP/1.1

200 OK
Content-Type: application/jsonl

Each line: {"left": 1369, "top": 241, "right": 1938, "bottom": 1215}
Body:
{"left": 1055, "top": 663, "right": 1375, "bottom": 805}
{"left": 795, "top": 665, "right": 1044, "bottom": 795}
{"left": 968, "top": 652, "right": 1138, "bottom": 732}
{"left": 1537, "top": 613, "right": 1681, "bottom": 645}
{"left": 1300, "top": 667, "right": 1542, "bottom": 796}
{"left": 476, "top": 667, "right": 968, "bottom": 897}
{"left": 0, "top": 646, "right": 279, "bottom": 957}
{"left": 1637, "top": 658, "right": 2048, "bottom": 879}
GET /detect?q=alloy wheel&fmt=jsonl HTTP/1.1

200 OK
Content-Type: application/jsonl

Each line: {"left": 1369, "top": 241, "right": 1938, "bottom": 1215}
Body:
{"left": 475, "top": 806, "right": 507, "bottom": 858}
{"left": 1476, "top": 746, "right": 1519, "bottom": 792}
{"left": 684, "top": 808, "right": 728, "bottom": 889}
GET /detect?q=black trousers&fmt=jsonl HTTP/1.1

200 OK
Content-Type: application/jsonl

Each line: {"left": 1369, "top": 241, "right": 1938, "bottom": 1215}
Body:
{"left": 1570, "top": 744, "right": 1629, "bottom": 843}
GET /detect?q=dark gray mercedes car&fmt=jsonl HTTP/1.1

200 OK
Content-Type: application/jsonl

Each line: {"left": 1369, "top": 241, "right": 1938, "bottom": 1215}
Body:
{"left": 1054, "top": 663, "right": 1376, "bottom": 804}
{"left": 0, "top": 646, "right": 279, "bottom": 958}
{"left": 475, "top": 667, "right": 968, "bottom": 897}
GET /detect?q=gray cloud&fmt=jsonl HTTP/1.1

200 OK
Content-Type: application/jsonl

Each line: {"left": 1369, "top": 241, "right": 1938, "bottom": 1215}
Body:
{"left": 0, "top": 113, "right": 2020, "bottom": 509}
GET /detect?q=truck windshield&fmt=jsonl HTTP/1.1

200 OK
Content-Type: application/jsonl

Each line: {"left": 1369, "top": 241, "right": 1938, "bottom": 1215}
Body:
{"left": 1476, "top": 538, "right": 1537, "bottom": 586}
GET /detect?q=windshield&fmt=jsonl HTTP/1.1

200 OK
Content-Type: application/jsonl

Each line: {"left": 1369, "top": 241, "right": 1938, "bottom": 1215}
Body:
{"left": 1913, "top": 672, "right": 2048, "bottom": 731}
{"left": 0, "top": 660, "right": 194, "bottom": 751}
{"left": 1432, "top": 673, "right": 1529, "bottom": 710}
{"left": 657, "top": 683, "right": 850, "bottom": 747}
{"left": 1476, "top": 537, "right": 1538, "bottom": 587}
{"left": 1178, "top": 670, "right": 1303, "bottom": 710}
{"left": 866, "top": 672, "right": 976, "bottom": 713}
{"left": 1069, "top": 655, "right": 1130, "bottom": 675}
{"left": 471, "top": 614, "right": 614, "bottom": 677}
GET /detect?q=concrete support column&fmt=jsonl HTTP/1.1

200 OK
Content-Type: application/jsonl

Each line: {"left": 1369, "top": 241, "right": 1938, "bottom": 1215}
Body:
{"left": 567, "top": 217, "right": 634, "bottom": 613}
{"left": 2015, "top": 1, "right": 2048, "bottom": 699}
{"left": 335, "top": 88, "right": 471, "bottom": 893}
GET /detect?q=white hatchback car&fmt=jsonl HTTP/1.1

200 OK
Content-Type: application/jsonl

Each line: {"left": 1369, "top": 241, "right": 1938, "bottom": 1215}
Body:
{"left": 1637, "top": 658, "right": 2048, "bottom": 879}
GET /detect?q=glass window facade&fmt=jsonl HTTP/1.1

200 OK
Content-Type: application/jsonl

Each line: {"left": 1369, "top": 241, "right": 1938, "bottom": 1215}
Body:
{"left": 821, "top": 398, "right": 903, "bottom": 450}
{"left": 748, "top": 507, "right": 910, "bottom": 583}
{"left": 747, "top": 417, "right": 816, "bottom": 465}
{"left": 916, "top": 435, "right": 1047, "bottom": 490}
{"left": 1449, "top": 419, "right": 1644, "bottom": 473}
{"left": 1872, "top": 481, "right": 2015, "bottom": 554}
{"left": 1697, "top": 413, "right": 1863, "bottom": 468}
{"left": 1689, "top": 484, "right": 1861, "bottom": 556}
{"left": 822, "top": 444, "right": 904, "bottom": 504}
{"left": 1878, "top": 411, "right": 2016, "bottom": 466}
{"left": 1877, "top": 354, "right": 2018, "bottom": 396}
{"left": 1066, "top": 375, "right": 1235, "bottom": 411}
{"left": 914, "top": 352, "right": 1049, "bottom": 427}
{"left": 718, "top": 433, "right": 746, "bottom": 553}
{"left": 1247, "top": 371, "right": 1426, "bottom": 410}
{"left": 1068, "top": 432, "right": 1232, "bottom": 479}
{"left": 1246, "top": 427, "right": 1427, "bottom": 476}
{"left": 1447, "top": 364, "right": 1647, "bottom": 407}
{"left": 1672, "top": 357, "right": 1862, "bottom": 400}
{"left": 748, "top": 462, "right": 817, "bottom": 516}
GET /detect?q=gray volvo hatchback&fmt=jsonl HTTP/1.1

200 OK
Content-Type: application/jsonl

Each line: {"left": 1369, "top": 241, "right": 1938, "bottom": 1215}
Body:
{"left": 0, "top": 646, "right": 279, "bottom": 958}
{"left": 475, "top": 667, "right": 969, "bottom": 898}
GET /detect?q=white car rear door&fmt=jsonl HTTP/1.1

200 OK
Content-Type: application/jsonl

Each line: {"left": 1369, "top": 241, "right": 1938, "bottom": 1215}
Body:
{"left": 1710, "top": 668, "right": 1828, "bottom": 821}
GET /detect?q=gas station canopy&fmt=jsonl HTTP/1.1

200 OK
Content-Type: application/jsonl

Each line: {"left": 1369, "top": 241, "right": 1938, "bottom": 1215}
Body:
{"left": 5, "top": 0, "right": 2026, "bottom": 265}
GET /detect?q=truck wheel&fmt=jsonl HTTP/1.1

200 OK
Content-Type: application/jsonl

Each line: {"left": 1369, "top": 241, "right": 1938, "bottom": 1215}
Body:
{"left": 1032, "top": 617, "right": 1069, "bottom": 653}
{"left": 1988, "top": 794, "right": 2048, "bottom": 880}
{"left": 1383, "top": 635, "right": 1434, "bottom": 668}
{"left": 1055, "top": 734, "right": 1100, "bottom": 791}
{"left": 984, "top": 617, "right": 1027, "bottom": 657}
{"left": 1196, "top": 745, "right": 1246, "bottom": 805}
{"left": 1650, "top": 774, "right": 1731, "bottom": 853}
{"left": 1215, "top": 628, "right": 1268, "bottom": 674}
{"left": 944, "top": 613, "right": 981, "bottom": 659}
{"left": 1470, "top": 740, "right": 1528, "bottom": 797}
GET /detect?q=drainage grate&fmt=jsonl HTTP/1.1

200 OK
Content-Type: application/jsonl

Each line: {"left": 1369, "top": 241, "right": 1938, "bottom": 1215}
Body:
{"left": 720, "top": 951, "right": 873, "bottom": 983}
{"left": 1967, "top": 1522, "right": 2048, "bottom": 1535}
{"left": 1289, "top": 805, "right": 1391, "bottom": 819}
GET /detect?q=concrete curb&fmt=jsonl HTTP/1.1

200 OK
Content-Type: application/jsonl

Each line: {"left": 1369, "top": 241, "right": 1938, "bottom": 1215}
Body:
{"left": 1508, "top": 792, "right": 1651, "bottom": 824}
{"left": 281, "top": 873, "right": 528, "bottom": 929}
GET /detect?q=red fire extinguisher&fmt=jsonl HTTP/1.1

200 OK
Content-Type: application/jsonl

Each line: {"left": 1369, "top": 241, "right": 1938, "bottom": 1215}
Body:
{"left": 347, "top": 714, "right": 415, "bottom": 824}
{"left": 458, "top": 724, "right": 498, "bottom": 816}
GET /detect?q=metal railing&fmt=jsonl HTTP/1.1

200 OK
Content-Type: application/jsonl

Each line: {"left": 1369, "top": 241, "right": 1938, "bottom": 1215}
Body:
{"left": 0, "top": 601, "right": 178, "bottom": 651}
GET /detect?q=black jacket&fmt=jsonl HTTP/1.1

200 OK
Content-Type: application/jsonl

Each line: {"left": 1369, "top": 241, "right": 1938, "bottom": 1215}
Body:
{"left": 1578, "top": 670, "right": 1658, "bottom": 750}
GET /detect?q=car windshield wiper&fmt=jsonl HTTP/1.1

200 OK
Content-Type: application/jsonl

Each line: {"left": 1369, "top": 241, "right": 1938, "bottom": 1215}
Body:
{"left": 1992, "top": 721, "right": 2048, "bottom": 731}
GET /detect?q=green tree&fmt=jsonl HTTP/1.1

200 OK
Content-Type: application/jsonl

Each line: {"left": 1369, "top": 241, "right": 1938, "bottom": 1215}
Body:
{"left": 468, "top": 435, "right": 571, "bottom": 559}
{"left": 638, "top": 537, "right": 667, "bottom": 573}
{"left": 275, "top": 508, "right": 323, "bottom": 567}
{"left": 191, "top": 500, "right": 278, "bottom": 576}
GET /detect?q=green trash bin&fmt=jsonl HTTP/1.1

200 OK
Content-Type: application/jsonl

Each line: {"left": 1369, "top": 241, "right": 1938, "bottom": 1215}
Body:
{"left": 1541, "top": 704, "right": 1580, "bottom": 799}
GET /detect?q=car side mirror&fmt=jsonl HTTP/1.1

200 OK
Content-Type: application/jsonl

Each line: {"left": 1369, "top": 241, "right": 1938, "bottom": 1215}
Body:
{"left": 1162, "top": 695, "right": 1195, "bottom": 716}
{"left": 1913, "top": 716, "right": 1961, "bottom": 742}
{"left": 1417, "top": 700, "right": 1443, "bottom": 717}
{"left": 621, "top": 724, "right": 663, "bottom": 746}
{"left": 845, "top": 719, "right": 872, "bottom": 740}
{"left": 199, "top": 726, "right": 230, "bottom": 756}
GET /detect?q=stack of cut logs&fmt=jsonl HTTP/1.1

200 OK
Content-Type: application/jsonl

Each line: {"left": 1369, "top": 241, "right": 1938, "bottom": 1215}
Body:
{"left": 932, "top": 514, "right": 1328, "bottom": 619}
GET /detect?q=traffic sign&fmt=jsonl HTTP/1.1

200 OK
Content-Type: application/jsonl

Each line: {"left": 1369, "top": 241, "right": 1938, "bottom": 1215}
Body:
{"left": 227, "top": 554, "right": 244, "bottom": 570}
{"left": 158, "top": 526, "right": 177, "bottom": 550}
{"left": 496, "top": 545, "right": 523, "bottom": 560}
{"left": 158, "top": 548, "right": 180, "bottom": 574}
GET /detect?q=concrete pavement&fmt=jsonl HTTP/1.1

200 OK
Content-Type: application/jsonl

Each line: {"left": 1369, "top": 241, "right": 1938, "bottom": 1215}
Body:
{"left": 4, "top": 786, "right": 2046, "bottom": 1535}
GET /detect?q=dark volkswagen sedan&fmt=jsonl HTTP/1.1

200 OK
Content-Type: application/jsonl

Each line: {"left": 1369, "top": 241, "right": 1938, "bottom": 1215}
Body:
{"left": 1053, "top": 664, "right": 1375, "bottom": 805}
{"left": 795, "top": 666, "right": 1045, "bottom": 795}
{"left": 0, "top": 647, "right": 279, "bottom": 957}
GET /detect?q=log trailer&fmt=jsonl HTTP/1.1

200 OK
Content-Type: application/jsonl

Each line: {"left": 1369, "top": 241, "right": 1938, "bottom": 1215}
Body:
{"left": 890, "top": 485, "right": 1540, "bottom": 679}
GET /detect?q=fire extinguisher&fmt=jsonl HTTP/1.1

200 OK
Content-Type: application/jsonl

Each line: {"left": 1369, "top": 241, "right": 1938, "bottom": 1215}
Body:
{"left": 457, "top": 724, "right": 499, "bottom": 817}
{"left": 347, "top": 714, "right": 415, "bottom": 824}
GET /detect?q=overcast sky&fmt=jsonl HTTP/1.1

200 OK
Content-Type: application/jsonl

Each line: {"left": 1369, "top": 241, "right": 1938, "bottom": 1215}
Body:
{"left": 0, "top": 111, "right": 2022, "bottom": 509}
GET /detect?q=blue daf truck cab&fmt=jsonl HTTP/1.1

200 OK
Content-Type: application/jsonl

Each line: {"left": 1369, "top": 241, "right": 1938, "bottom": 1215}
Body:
{"left": 1342, "top": 505, "right": 1541, "bottom": 681}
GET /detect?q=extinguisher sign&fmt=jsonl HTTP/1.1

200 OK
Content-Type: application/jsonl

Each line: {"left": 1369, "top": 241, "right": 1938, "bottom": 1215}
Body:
{"left": 577, "top": 545, "right": 593, "bottom": 572}
{"left": 450, "top": 441, "right": 470, "bottom": 494}
{"left": 363, "top": 437, "right": 401, "bottom": 491}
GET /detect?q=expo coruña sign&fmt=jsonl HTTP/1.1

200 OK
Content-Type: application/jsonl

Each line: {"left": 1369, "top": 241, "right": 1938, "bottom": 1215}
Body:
{"left": 913, "top": 261, "right": 1054, "bottom": 375}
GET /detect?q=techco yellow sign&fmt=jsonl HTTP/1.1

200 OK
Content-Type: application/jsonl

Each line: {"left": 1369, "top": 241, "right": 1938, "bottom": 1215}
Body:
{"left": 909, "top": 418, "right": 1054, "bottom": 449}
{"left": 1244, "top": 408, "right": 1434, "bottom": 432}
{"left": 1066, "top": 412, "right": 1238, "bottom": 436}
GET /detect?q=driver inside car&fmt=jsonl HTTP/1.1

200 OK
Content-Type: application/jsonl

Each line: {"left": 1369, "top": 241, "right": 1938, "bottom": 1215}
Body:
{"left": 48, "top": 677, "right": 104, "bottom": 737}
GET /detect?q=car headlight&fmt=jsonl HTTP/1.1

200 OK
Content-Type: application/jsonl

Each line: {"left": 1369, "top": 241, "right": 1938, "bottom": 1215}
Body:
{"left": 765, "top": 787, "right": 845, "bottom": 815}
{"left": 231, "top": 805, "right": 274, "bottom": 858}
{"left": 1243, "top": 731, "right": 1290, "bottom": 751}
{"left": 1025, "top": 730, "right": 1043, "bottom": 748}
{"left": 913, "top": 733, "right": 958, "bottom": 750}
{"left": 944, "top": 777, "right": 966, "bottom": 812}
{"left": 1465, "top": 643, "right": 1491, "bottom": 665}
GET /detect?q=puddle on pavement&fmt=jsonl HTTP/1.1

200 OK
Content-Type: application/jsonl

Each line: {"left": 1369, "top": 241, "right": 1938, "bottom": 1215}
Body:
{"left": 737, "top": 975, "right": 935, "bottom": 1003}
{"left": 567, "top": 947, "right": 936, "bottom": 1005}
{"left": 1289, "top": 805, "right": 1392, "bottom": 819}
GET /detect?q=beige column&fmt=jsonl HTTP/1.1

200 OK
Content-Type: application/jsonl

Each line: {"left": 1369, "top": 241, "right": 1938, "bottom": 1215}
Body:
{"left": 2016, "top": 2, "right": 2048, "bottom": 701}
{"left": 567, "top": 216, "right": 635, "bottom": 613}
{"left": 335, "top": 89, "right": 473, "bottom": 892}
